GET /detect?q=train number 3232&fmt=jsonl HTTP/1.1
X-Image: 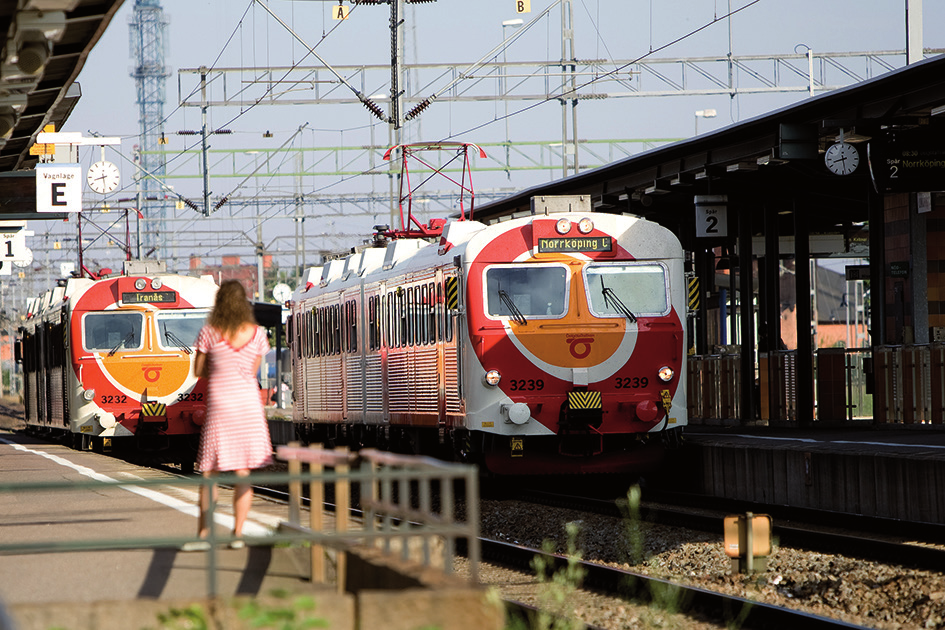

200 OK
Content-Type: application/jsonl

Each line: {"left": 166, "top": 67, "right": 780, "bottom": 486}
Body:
{"left": 177, "top": 392, "right": 204, "bottom": 401}
{"left": 100, "top": 394, "right": 128, "bottom": 404}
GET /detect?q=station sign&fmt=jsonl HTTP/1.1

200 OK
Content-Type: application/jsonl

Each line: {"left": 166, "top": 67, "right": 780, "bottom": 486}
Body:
{"left": 35, "top": 163, "right": 82, "bottom": 213}
{"left": 694, "top": 194, "right": 728, "bottom": 238}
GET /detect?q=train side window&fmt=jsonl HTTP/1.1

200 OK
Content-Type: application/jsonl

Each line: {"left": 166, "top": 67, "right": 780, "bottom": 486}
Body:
{"left": 436, "top": 283, "right": 443, "bottom": 342}
{"left": 307, "top": 309, "right": 315, "bottom": 358}
{"left": 318, "top": 308, "right": 323, "bottom": 356}
{"left": 427, "top": 283, "right": 435, "bottom": 344}
{"left": 348, "top": 300, "right": 357, "bottom": 352}
{"left": 386, "top": 292, "right": 394, "bottom": 348}
{"left": 404, "top": 287, "right": 416, "bottom": 346}
{"left": 397, "top": 290, "right": 406, "bottom": 347}
{"left": 367, "top": 296, "right": 375, "bottom": 350}
{"left": 333, "top": 305, "right": 340, "bottom": 355}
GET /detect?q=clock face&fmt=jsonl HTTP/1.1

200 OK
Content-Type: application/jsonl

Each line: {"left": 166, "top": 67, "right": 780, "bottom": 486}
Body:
{"left": 87, "top": 161, "right": 120, "bottom": 194}
{"left": 13, "top": 248, "right": 32, "bottom": 268}
{"left": 824, "top": 142, "right": 860, "bottom": 175}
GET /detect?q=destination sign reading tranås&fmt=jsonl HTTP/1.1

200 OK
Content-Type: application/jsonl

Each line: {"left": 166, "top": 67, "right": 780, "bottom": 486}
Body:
{"left": 538, "top": 236, "right": 612, "bottom": 253}
{"left": 121, "top": 291, "right": 176, "bottom": 304}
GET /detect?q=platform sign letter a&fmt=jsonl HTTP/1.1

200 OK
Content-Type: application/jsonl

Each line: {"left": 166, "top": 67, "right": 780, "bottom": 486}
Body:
{"left": 516, "top": 0, "right": 531, "bottom": 13}
{"left": 333, "top": 5, "right": 349, "bottom": 20}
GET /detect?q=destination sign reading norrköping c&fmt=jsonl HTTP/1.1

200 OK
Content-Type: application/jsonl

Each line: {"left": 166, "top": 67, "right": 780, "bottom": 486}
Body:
{"left": 538, "top": 236, "right": 613, "bottom": 253}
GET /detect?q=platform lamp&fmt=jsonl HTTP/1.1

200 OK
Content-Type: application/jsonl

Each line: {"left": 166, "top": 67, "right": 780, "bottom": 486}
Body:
{"left": 694, "top": 109, "right": 717, "bottom": 135}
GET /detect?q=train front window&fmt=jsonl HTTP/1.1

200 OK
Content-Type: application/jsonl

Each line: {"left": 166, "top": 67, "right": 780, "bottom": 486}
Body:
{"left": 84, "top": 312, "right": 144, "bottom": 352}
{"left": 156, "top": 311, "right": 210, "bottom": 352}
{"left": 485, "top": 265, "right": 568, "bottom": 319}
{"left": 585, "top": 263, "right": 670, "bottom": 318}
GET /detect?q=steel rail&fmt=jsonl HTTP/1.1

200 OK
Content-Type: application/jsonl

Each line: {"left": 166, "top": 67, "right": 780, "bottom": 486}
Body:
{"left": 479, "top": 538, "right": 863, "bottom": 630}
{"left": 515, "top": 488, "right": 945, "bottom": 572}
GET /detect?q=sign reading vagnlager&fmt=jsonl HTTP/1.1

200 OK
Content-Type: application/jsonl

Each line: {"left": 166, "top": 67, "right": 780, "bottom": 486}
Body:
{"left": 538, "top": 236, "right": 612, "bottom": 253}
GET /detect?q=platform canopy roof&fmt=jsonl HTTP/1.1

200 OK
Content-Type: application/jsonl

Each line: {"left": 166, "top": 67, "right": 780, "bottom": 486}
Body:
{"left": 0, "top": 0, "right": 124, "bottom": 174}
{"left": 472, "top": 54, "right": 945, "bottom": 248}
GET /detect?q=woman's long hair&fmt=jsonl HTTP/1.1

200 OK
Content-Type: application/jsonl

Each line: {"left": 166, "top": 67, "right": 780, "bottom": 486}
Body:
{"left": 208, "top": 280, "right": 256, "bottom": 337}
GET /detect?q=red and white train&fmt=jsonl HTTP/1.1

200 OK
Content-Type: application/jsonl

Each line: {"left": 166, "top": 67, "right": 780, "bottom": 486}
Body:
{"left": 290, "top": 203, "right": 687, "bottom": 474}
{"left": 17, "top": 261, "right": 217, "bottom": 471}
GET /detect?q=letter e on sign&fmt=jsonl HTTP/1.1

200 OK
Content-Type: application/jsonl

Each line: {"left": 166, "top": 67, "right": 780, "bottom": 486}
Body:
{"left": 696, "top": 205, "right": 728, "bottom": 238}
{"left": 36, "top": 163, "right": 82, "bottom": 213}
{"left": 516, "top": 0, "right": 531, "bottom": 13}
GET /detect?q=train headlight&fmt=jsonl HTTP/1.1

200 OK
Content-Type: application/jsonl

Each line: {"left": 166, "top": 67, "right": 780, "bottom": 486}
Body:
{"left": 484, "top": 369, "right": 501, "bottom": 387}
{"left": 555, "top": 218, "right": 572, "bottom": 234}
{"left": 151, "top": 278, "right": 163, "bottom": 290}
{"left": 658, "top": 366, "right": 674, "bottom": 382}
{"left": 82, "top": 389, "right": 95, "bottom": 402}
{"left": 577, "top": 217, "right": 594, "bottom": 234}
{"left": 134, "top": 278, "right": 147, "bottom": 290}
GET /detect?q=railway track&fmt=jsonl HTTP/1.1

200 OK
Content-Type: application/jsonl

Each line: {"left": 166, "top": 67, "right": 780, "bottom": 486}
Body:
{"left": 246, "top": 481, "right": 862, "bottom": 629}
{"left": 514, "top": 487, "right": 945, "bottom": 572}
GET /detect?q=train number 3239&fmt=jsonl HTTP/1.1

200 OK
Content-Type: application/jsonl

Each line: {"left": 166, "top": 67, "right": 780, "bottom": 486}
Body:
{"left": 615, "top": 376, "right": 649, "bottom": 388}
{"left": 509, "top": 379, "right": 544, "bottom": 391}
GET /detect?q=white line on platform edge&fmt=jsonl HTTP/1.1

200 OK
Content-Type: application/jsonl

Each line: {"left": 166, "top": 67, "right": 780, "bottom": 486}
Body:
{"left": 0, "top": 437, "right": 273, "bottom": 537}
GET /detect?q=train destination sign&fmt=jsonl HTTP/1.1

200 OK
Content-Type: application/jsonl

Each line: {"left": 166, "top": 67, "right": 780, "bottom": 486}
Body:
{"left": 538, "top": 236, "right": 613, "bottom": 253}
{"left": 121, "top": 291, "right": 177, "bottom": 304}
{"left": 868, "top": 130, "right": 945, "bottom": 193}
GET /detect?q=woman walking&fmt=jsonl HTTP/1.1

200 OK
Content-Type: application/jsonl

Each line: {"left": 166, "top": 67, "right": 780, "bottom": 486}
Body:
{"left": 189, "top": 280, "right": 273, "bottom": 549}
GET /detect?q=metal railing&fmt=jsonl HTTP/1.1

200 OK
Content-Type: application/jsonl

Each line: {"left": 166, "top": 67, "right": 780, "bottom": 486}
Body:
{"left": 689, "top": 347, "right": 874, "bottom": 424}
{"left": 277, "top": 444, "right": 480, "bottom": 585}
{"left": 874, "top": 344, "right": 945, "bottom": 425}
{"left": 0, "top": 446, "right": 480, "bottom": 598}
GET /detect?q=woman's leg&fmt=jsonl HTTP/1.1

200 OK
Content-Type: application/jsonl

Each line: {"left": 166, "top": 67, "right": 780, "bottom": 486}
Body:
{"left": 198, "top": 471, "right": 218, "bottom": 538}
{"left": 233, "top": 469, "right": 252, "bottom": 537}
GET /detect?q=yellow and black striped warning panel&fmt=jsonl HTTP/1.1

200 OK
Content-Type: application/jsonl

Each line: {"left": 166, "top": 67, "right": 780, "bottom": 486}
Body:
{"left": 688, "top": 276, "right": 700, "bottom": 311}
{"left": 445, "top": 276, "right": 459, "bottom": 310}
{"left": 568, "top": 390, "right": 602, "bottom": 410}
{"left": 141, "top": 401, "right": 167, "bottom": 417}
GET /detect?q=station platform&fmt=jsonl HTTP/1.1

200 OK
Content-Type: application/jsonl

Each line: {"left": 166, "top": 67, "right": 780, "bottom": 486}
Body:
{"left": 658, "top": 423, "right": 945, "bottom": 525}
{"left": 0, "top": 428, "right": 344, "bottom": 630}
{"left": 0, "top": 403, "right": 500, "bottom": 630}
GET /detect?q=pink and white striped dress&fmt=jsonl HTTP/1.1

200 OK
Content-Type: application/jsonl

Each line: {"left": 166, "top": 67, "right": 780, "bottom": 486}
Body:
{"left": 195, "top": 325, "right": 274, "bottom": 472}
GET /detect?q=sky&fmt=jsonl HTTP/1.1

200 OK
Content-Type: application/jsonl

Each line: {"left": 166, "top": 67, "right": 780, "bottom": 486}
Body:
{"left": 19, "top": 0, "right": 945, "bottom": 293}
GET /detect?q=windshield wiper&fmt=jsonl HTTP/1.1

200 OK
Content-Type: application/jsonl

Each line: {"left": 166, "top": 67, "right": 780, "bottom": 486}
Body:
{"left": 498, "top": 289, "right": 527, "bottom": 325}
{"left": 600, "top": 278, "right": 637, "bottom": 322}
{"left": 107, "top": 331, "right": 137, "bottom": 357}
{"left": 162, "top": 324, "right": 193, "bottom": 354}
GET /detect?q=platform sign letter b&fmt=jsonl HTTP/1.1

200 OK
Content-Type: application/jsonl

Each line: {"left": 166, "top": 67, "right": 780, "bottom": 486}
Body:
{"left": 516, "top": 0, "right": 531, "bottom": 13}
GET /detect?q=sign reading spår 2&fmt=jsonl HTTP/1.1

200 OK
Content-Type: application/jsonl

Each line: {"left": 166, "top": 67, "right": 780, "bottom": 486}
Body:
{"left": 35, "top": 163, "right": 82, "bottom": 213}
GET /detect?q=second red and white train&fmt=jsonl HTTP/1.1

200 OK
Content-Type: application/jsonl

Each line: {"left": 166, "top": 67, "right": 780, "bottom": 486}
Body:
{"left": 289, "top": 204, "right": 686, "bottom": 474}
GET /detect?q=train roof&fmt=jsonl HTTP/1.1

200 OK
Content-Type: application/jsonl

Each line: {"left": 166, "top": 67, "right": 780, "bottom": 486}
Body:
{"left": 294, "top": 211, "right": 682, "bottom": 300}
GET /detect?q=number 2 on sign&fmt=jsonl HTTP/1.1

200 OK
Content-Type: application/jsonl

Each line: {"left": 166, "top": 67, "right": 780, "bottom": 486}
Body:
{"left": 516, "top": 0, "right": 531, "bottom": 13}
